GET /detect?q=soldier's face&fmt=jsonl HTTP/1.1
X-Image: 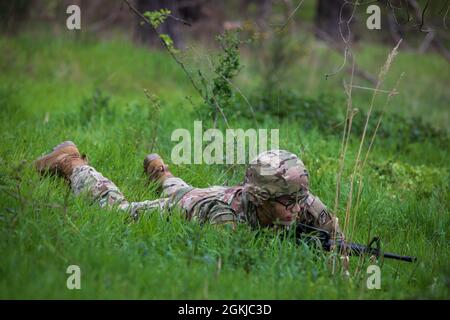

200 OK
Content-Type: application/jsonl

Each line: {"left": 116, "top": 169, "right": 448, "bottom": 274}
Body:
{"left": 264, "top": 195, "right": 302, "bottom": 225}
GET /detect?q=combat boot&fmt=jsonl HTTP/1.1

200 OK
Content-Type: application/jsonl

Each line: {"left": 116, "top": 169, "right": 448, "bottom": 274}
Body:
{"left": 143, "top": 153, "right": 173, "bottom": 184}
{"left": 35, "top": 141, "right": 88, "bottom": 179}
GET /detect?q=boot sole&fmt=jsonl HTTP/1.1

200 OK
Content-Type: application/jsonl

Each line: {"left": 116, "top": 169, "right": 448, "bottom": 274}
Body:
{"left": 143, "top": 153, "right": 173, "bottom": 182}
{"left": 35, "top": 141, "right": 77, "bottom": 173}
{"left": 143, "top": 153, "right": 162, "bottom": 172}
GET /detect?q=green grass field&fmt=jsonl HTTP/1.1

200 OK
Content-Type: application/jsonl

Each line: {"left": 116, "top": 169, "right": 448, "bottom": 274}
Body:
{"left": 0, "top": 30, "right": 449, "bottom": 299}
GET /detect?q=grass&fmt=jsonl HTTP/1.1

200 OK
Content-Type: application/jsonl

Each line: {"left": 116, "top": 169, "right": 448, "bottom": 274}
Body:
{"left": 0, "top": 30, "right": 449, "bottom": 299}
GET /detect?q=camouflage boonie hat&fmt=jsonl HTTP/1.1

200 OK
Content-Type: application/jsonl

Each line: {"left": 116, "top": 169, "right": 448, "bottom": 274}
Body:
{"left": 243, "top": 150, "right": 309, "bottom": 205}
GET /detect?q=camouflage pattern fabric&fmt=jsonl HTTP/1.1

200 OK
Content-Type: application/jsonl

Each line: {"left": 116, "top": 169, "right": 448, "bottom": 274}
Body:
{"left": 69, "top": 166, "right": 241, "bottom": 225}
{"left": 69, "top": 150, "right": 343, "bottom": 239}
{"left": 164, "top": 150, "right": 343, "bottom": 235}
{"left": 70, "top": 166, "right": 168, "bottom": 219}
{"left": 242, "top": 150, "right": 343, "bottom": 238}
{"left": 70, "top": 166, "right": 244, "bottom": 225}
{"left": 70, "top": 165, "right": 130, "bottom": 210}
{"left": 165, "top": 181, "right": 244, "bottom": 226}
{"left": 302, "top": 191, "right": 342, "bottom": 239}
{"left": 243, "top": 150, "right": 310, "bottom": 205}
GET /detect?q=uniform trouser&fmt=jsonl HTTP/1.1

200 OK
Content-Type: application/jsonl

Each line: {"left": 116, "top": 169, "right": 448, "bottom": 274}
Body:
{"left": 69, "top": 165, "right": 190, "bottom": 218}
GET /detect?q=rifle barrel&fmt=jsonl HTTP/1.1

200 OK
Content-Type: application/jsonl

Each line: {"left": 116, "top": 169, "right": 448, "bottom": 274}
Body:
{"left": 332, "top": 241, "right": 417, "bottom": 262}
{"left": 295, "top": 223, "right": 417, "bottom": 263}
{"left": 382, "top": 252, "right": 417, "bottom": 262}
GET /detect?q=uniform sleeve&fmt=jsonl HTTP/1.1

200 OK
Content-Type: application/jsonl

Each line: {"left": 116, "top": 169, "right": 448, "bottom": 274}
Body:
{"left": 129, "top": 197, "right": 170, "bottom": 220}
{"left": 301, "top": 191, "right": 345, "bottom": 241}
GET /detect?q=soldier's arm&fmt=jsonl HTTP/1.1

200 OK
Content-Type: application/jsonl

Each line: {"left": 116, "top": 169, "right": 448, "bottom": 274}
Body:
{"left": 302, "top": 191, "right": 345, "bottom": 241}
{"left": 129, "top": 197, "right": 170, "bottom": 220}
{"left": 299, "top": 192, "right": 350, "bottom": 274}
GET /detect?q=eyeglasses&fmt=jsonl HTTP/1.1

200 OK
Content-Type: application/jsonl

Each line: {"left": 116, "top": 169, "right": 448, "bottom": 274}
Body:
{"left": 272, "top": 196, "right": 301, "bottom": 211}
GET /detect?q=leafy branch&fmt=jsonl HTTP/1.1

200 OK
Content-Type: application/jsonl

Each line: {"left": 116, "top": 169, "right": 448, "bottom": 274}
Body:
{"left": 122, "top": 0, "right": 231, "bottom": 128}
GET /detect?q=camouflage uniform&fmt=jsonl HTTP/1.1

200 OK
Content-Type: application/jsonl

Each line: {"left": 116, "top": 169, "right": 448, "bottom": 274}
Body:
{"left": 70, "top": 165, "right": 242, "bottom": 224}
{"left": 69, "top": 150, "right": 342, "bottom": 238}
{"left": 70, "top": 165, "right": 168, "bottom": 217}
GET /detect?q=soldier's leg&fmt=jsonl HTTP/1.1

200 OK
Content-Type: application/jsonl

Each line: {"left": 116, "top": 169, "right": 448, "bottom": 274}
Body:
{"left": 71, "top": 165, "right": 170, "bottom": 219}
{"left": 143, "top": 153, "right": 192, "bottom": 198}
{"left": 70, "top": 165, "right": 130, "bottom": 211}
{"left": 70, "top": 165, "right": 174, "bottom": 219}
{"left": 36, "top": 141, "right": 170, "bottom": 219}
{"left": 36, "top": 141, "right": 131, "bottom": 212}
{"left": 161, "top": 176, "right": 191, "bottom": 198}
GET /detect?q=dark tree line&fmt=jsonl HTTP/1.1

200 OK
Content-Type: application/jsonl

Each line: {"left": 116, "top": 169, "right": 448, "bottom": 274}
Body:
{"left": 1, "top": 0, "right": 447, "bottom": 61}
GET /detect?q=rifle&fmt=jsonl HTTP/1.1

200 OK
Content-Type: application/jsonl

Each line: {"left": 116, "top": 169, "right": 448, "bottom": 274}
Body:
{"left": 295, "top": 222, "right": 417, "bottom": 263}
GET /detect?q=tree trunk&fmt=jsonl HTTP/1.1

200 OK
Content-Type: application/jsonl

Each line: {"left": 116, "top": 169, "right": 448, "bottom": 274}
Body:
{"left": 315, "top": 0, "right": 353, "bottom": 42}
